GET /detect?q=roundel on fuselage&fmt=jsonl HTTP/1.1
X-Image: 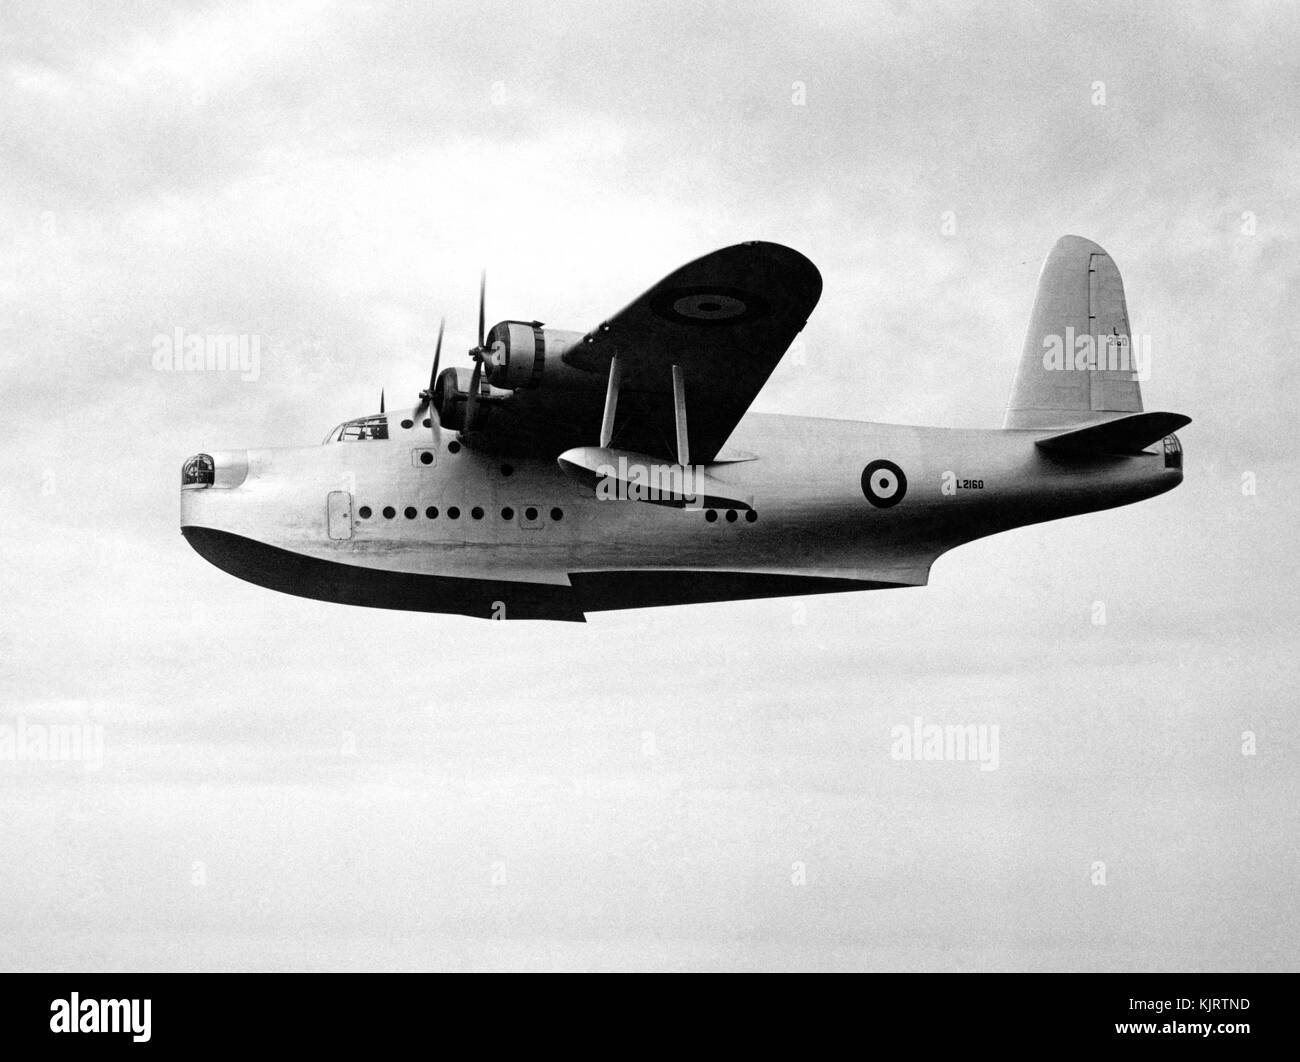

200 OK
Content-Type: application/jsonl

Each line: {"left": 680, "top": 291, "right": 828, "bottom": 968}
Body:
{"left": 861, "top": 460, "right": 907, "bottom": 508}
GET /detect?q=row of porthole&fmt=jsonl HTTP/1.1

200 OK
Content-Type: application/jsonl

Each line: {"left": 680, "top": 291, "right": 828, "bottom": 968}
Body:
{"left": 358, "top": 504, "right": 563, "bottom": 522}
{"left": 706, "top": 509, "right": 758, "bottom": 523}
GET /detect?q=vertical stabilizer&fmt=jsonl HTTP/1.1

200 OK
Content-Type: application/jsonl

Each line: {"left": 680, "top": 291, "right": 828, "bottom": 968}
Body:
{"left": 1004, "top": 235, "right": 1144, "bottom": 430}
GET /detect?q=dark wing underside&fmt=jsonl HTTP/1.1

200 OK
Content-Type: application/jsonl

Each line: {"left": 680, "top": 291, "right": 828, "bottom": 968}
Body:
{"left": 468, "top": 242, "right": 822, "bottom": 462}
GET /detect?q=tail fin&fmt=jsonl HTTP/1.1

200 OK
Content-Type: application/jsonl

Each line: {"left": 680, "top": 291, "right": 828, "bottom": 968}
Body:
{"left": 1004, "top": 235, "right": 1145, "bottom": 430}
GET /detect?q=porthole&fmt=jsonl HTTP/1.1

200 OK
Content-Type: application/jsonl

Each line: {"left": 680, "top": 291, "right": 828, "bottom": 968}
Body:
{"left": 404, "top": 506, "right": 417, "bottom": 519}
{"left": 524, "top": 506, "right": 538, "bottom": 521}
{"left": 745, "top": 510, "right": 757, "bottom": 523}
{"left": 448, "top": 441, "right": 461, "bottom": 454}
{"left": 420, "top": 451, "right": 433, "bottom": 465}
{"left": 500, "top": 463, "right": 514, "bottom": 477}
{"left": 383, "top": 506, "right": 396, "bottom": 519}
{"left": 422, "top": 418, "right": 431, "bottom": 428}
{"left": 358, "top": 506, "right": 372, "bottom": 519}
{"left": 426, "top": 506, "right": 438, "bottom": 519}
{"left": 705, "top": 510, "right": 718, "bottom": 522}
{"left": 725, "top": 510, "right": 738, "bottom": 523}
{"left": 401, "top": 419, "right": 413, "bottom": 429}
{"left": 447, "top": 506, "right": 460, "bottom": 519}
{"left": 550, "top": 507, "right": 563, "bottom": 521}
{"left": 471, "top": 506, "right": 484, "bottom": 520}
{"left": 501, "top": 507, "right": 514, "bottom": 520}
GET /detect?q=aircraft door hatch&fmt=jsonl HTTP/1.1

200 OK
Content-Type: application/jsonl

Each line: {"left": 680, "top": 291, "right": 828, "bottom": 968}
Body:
{"left": 327, "top": 491, "right": 353, "bottom": 540}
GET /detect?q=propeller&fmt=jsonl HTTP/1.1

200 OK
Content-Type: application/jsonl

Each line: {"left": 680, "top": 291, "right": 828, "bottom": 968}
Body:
{"left": 379, "top": 388, "right": 385, "bottom": 414}
{"left": 466, "top": 269, "right": 487, "bottom": 429}
{"left": 414, "top": 317, "right": 445, "bottom": 436}
{"left": 412, "top": 272, "right": 490, "bottom": 439}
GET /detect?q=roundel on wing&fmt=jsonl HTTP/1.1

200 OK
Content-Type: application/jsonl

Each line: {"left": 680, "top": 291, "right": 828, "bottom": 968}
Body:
{"left": 861, "top": 459, "right": 907, "bottom": 508}
{"left": 650, "top": 286, "right": 768, "bottom": 327}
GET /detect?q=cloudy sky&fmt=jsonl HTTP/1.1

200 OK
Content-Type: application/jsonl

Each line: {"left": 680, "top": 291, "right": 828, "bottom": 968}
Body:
{"left": 1, "top": 0, "right": 1296, "bottom": 970}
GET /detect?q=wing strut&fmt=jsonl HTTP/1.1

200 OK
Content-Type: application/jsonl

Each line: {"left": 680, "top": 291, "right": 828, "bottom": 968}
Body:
{"left": 558, "top": 360, "right": 754, "bottom": 509}
{"left": 671, "top": 363, "right": 690, "bottom": 466}
{"left": 599, "top": 355, "right": 621, "bottom": 448}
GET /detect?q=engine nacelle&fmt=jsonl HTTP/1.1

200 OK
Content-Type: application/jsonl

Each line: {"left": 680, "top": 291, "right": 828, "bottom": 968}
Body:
{"left": 434, "top": 366, "right": 510, "bottom": 433}
{"left": 483, "top": 321, "right": 594, "bottom": 391}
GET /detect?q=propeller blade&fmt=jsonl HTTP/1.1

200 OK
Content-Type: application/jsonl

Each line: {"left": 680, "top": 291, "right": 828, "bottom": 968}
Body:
{"left": 380, "top": 388, "right": 385, "bottom": 414}
{"left": 477, "top": 269, "right": 486, "bottom": 350}
{"left": 465, "top": 359, "right": 482, "bottom": 431}
{"left": 431, "top": 316, "right": 444, "bottom": 387}
{"left": 427, "top": 317, "right": 445, "bottom": 435}
{"left": 416, "top": 317, "right": 447, "bottom": 433}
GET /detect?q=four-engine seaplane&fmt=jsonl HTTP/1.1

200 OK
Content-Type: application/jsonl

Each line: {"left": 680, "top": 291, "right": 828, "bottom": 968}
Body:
{"left": 181, "top": 235, "right": 1189, "bottom": 621}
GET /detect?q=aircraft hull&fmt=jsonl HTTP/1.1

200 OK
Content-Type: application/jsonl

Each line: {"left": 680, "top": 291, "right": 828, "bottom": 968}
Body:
{"left": 181, "top": 412, "right": 1182, "bottom": 621}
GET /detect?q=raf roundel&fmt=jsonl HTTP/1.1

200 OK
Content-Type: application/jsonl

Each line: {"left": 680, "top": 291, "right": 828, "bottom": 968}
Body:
{"left": 671, "top": 293, "right": 747, "bottom": 321}
{"left": 650, "top": 286, "right": 768, "bottom": 327}
{"left": 861, "top": 459, "right": 907, "bottom": 508}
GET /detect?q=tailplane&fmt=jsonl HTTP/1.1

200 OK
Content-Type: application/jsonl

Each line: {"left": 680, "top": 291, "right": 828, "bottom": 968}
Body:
{"left": 1036, "top": 410, "right": 1191, "bottom": 457}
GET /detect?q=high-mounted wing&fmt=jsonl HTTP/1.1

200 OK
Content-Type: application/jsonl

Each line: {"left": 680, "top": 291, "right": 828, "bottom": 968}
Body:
{"left": 564, "top": 241, "right": 822, "bottom": 462}
{"left": 461, "top": 242, "right": 822, "bottom": 461}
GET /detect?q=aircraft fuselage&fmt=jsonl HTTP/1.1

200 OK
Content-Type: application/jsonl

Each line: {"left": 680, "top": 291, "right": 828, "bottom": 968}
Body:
{"left": 180, "top": 411, "right": 1183, "bottom": 621}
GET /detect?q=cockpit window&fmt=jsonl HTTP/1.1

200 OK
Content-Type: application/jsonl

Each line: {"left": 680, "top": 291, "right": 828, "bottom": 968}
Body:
{"left": 328, "top": 415, "right": 389, "bottom": 442}
{"left": 182, "top": 453, "right": 215, "bottom": 487}
{"left": 1163, "top": 434, "right": 1182, "bottom": 470}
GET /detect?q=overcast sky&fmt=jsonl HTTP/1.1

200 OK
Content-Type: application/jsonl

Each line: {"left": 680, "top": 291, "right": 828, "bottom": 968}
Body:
{"left": 1, "top": 0, "right": 1296, "bottom": 970}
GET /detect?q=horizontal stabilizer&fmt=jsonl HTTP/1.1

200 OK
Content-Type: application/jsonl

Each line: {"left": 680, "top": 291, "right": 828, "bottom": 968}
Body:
{"left": 1036, "top": 411, "right": 1191, "bottom": 457}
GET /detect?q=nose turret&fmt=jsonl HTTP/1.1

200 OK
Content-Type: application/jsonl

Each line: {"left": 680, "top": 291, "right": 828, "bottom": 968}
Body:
{"left": 180, "top": 449, "right": 250, "bottom": 533}
{"left": 181, "top": 450, "right": 249, "bottom": 491}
